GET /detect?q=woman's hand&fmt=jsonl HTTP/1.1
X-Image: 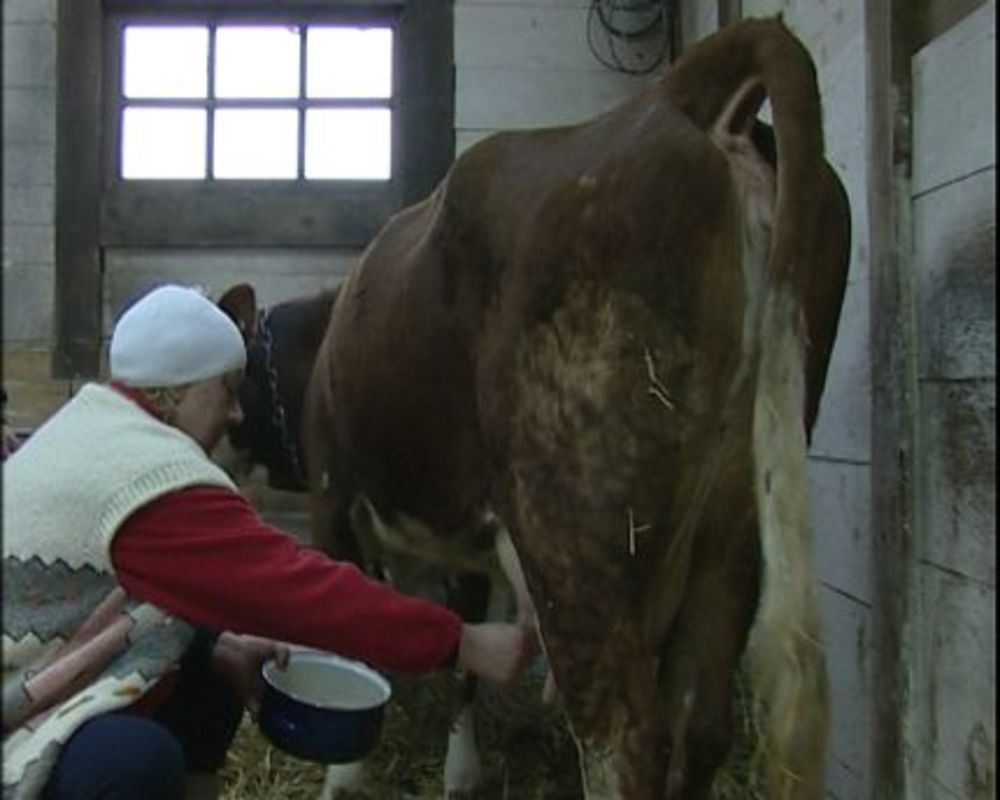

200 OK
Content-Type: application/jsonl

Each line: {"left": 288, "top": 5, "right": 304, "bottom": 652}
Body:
{"left": 211, "top": 632, "right": 290, "bottom": 717}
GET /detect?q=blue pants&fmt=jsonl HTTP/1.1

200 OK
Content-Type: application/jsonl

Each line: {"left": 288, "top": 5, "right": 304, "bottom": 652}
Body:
{"left": 42, "top": 632, "right": 243, "bottom": 800}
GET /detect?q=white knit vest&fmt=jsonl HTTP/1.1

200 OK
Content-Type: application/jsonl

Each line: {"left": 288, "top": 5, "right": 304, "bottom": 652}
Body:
{"left": 2, "top": 383, "right": 237, "bottom": 798}
{"left": 3, "top": 382, "right": 236, "bottom": 573}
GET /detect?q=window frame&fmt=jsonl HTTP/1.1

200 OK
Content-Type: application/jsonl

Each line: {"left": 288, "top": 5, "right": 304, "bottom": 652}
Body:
{"left": 102, "top": 2, "right": 446, "bottom": 247}
{"left": 55, "top": 0, "right": 454, "bottom": 376}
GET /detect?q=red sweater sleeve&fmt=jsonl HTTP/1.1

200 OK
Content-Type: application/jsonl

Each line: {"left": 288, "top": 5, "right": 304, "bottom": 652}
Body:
{"left": 110, "top": 487, "right": 462, "bottom": 675}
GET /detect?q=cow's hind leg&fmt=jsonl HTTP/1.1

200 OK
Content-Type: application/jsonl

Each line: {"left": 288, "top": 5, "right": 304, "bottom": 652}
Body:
{"left": 653, "top": 499, "right": 761, "bottom": 798}
{"left": 517, "top": 548, "right": 667, "bottom": 799}
{"left": 552, "top": 614, "right": 664, "bottom": 799}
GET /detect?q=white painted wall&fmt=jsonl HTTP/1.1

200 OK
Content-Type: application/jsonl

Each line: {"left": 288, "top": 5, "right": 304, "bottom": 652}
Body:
{"left": 454, "top": 0, "right": 648, "bottom": 153}
{"left": 2, "top": 0, "right": 647, "bottom": 381}
{"left": 910, "top": 5, "right": 995, "bottom": 795}
{"left": 1, "top": 0, "right": 651, "bottom": 339}
{"left": 2, "top": 0, "right": 57, "bottom": 347}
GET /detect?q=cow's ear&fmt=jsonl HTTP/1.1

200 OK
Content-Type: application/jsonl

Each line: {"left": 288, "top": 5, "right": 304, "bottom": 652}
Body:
{"left": 218, "top": 283, "right": 257, "bottom": 343}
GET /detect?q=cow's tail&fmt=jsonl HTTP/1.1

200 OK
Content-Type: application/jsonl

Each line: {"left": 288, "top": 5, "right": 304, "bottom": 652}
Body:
{"left": 664, "top": 16, "right": 824, "bottom": 290}
{"left": 667, "top": 18, "right": 830, "bottom": 797}
{"left": 748, "top": 286, "right": 828, "bottom": 799}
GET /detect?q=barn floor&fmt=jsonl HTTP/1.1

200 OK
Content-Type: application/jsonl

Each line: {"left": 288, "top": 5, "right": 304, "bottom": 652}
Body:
{"left": 220, "top": 663, "right": 582, "bottom": 799}
{"left": 219, "top": 657, "right": 764, "bottom": 798}
{"left": 222, "top": 497, "right": 763, "bottom": 798}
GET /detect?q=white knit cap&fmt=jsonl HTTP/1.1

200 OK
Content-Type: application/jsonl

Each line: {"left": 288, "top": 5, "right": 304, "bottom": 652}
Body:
{"left": 110, "top": 285, "right": 247, "bottom": 387}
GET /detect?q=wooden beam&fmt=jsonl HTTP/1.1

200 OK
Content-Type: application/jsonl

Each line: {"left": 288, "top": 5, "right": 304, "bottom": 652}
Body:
{"left": 54, "top": 0, "right": 103, "bottom": 378}
{"left": 866, "top": 2, "right": 919, "bottom": 796}
{"left": 718, "top": 0, "right": 741, "bottom": 27}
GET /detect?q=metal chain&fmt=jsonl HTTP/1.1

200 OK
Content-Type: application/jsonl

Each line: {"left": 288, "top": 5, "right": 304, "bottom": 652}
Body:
{"left": 258, "top": 309, "right": 306, "bottom": 486}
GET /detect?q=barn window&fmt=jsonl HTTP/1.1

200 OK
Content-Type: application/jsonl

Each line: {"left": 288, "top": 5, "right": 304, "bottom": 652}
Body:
{"left": 117, "top": 24, "right": 394, "bottom": 181}
{"left": 55, "top": 0, "right": 453, "bottom": 376}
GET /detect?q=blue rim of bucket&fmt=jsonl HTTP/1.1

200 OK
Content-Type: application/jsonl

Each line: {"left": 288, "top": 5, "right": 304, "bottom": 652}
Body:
{"left": 261, "top": 650, "right": 392, "bottom": 710}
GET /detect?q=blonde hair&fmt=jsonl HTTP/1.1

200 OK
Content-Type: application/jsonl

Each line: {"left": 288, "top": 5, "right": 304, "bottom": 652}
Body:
{"left": 134, "top": 385, "right": 189, "bottom": 424}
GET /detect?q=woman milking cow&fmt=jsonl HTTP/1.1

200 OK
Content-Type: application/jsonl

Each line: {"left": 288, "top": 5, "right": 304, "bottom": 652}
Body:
{"left": 2, "top": 284, "right": 535, "bottom": 800}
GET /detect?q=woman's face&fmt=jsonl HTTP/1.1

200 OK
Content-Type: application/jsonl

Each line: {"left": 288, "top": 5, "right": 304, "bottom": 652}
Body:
{"left": 173, "top": 370, "right": 245, "bottom": 453}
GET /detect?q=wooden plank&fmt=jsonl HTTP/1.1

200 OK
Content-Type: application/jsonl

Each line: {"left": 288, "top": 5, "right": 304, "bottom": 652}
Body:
{"left": 808, "top": 279, "right": 872, "bottom": 463}
{"left": 912, "top": 0, "right": 990, "bottom": 51}
{"left": 916, "top": 567, "right": 995, "bottom": 796}
{"left": 394, "top": 0, "right": 455, "bottom": 207}
{"left": 104, "top": 247, "right": 357, "bottom": 333}
{"left": 866, "top": 2, "right": 920, "bottom": 796}
{"left": 718, "top": 0, "right": 741, "bottom": 27}
{"left": 456, "top": 0, "right": 588, "bottom": 8}
{"left": 2, "top": 22, "right": 57, "bottom": 88}
{"left": 810, "top": 459, "right": 872, "bottom": 604}
{"left": 54, "top": 0, "right": 103, "bottom": 377}
{"left": 2, "top": 265, "right": 56, "bottom": 345}
{"left": 918, "top": 378, "right": 996, "bottom": 585}
{"left": 3, "top": 186, "right": 54, "bottom": 226}
{"left": 909, "top": 5, "right": 996, "bottom": 799}
{"left": 105, "top": 0, "right": 405, "bottom": 8}
{"left": 101, "top": 183, "right": 398, "bottom": 247}
{"left": 3, "top": 223, "right": 54, "bottom": 266}
{"left": 815, "top": 31, "right": 868, "bottom": 173}
{"left": 817, "top": 586, "right": 873, "bottom": 793}
{"left": 456, "top": 5, "right": 598, "bottom": 70}
{"left": 456, "top": 65, "right": 644, "bottom": 129}
{"left": 912, "top": 1, "right": 996, "bottom": 195}
{"left": 772, "top": 1, "right": 864, "bottom": 80}
{"left": 2, "top": 143, "right": 55, "bottom": 185}
{"left": 2, "top": 345, "right": 75, "bottom": 430}
{"left": 913, "top": 169, "right": 996, "bottom": 381}
{"left": 3, "top": 0, "right": 57, "bottom": 23}
{"left": 826, "top": 758, "right": 866, "bottom": 800}
{"left": 3, "top": 87, "right": 56, "bottom": 143}
{"left": 678, "top": 0, "right": 717, "bottom": 50}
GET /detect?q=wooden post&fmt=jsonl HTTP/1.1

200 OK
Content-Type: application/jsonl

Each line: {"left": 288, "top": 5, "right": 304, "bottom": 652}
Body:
{"left": 866, "top": 3, "right": 919, "bottom": 797}
{"left": 54, "top": 0, "right": 103, "bottom": 378}
{"left": 718, "top": 0, "right": 742, "bottom": 27}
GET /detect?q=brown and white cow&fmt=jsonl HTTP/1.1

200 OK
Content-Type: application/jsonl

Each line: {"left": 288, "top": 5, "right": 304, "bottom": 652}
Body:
{"left": 223, "top": 17, "right": 850, "bottom": 799}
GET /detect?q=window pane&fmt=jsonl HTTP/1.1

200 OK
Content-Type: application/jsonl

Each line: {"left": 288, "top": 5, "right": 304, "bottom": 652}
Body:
{"left": 305, "top": 109, "right": 390, "bottom": 179}
{"left": 123, "top": 26, "right": 208, "bottom": 99}
{"left": 307, "top": 27, "right": 392, "bottom": 98}
{"left": 122, "top": 107, "right": 206, "bottom": 178}
{"left": 216, "top": 27, "right": 300, "bottom": 99}
{"left": 214, "top": 109, "right": 298, "bottom": 179}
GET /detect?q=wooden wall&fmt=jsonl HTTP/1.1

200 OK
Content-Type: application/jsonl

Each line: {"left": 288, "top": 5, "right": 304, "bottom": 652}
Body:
{"left": 679, "top": 1, "right": 877, "bottom": 793}
{"left": 454, "top": 0, "right": 647, "bottom": 152}
{"left": 2, "top": 0, "right": 647, "bottom": 431}
{"left": 3, "top": 3, "right": 994, "bottom": 796}
{"left": 679, "top": 2, "right": 995, "bottom": 797}
{"left": 910, "top": 5, "right": 995, "bottom": 795}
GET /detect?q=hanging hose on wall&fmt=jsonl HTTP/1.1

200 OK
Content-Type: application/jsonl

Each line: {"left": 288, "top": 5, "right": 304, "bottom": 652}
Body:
{"left": 586, "top": 0, "right": 678, "bottom": 75}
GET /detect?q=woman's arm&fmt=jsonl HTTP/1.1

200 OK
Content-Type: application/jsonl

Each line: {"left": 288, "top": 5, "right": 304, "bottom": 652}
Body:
{"left": 111, "top": 487, "right": 462, "bottom": 675}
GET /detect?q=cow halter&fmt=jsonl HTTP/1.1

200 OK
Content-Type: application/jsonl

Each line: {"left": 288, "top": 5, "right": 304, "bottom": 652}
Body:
{"left": 257, "top": 308, "right": 306, "bottom": 487}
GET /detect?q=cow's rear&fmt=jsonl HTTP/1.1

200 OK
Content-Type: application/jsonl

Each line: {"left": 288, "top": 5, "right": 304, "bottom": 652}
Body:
{"left": 301, "top": 17, "right": 848, "bottom": 799}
